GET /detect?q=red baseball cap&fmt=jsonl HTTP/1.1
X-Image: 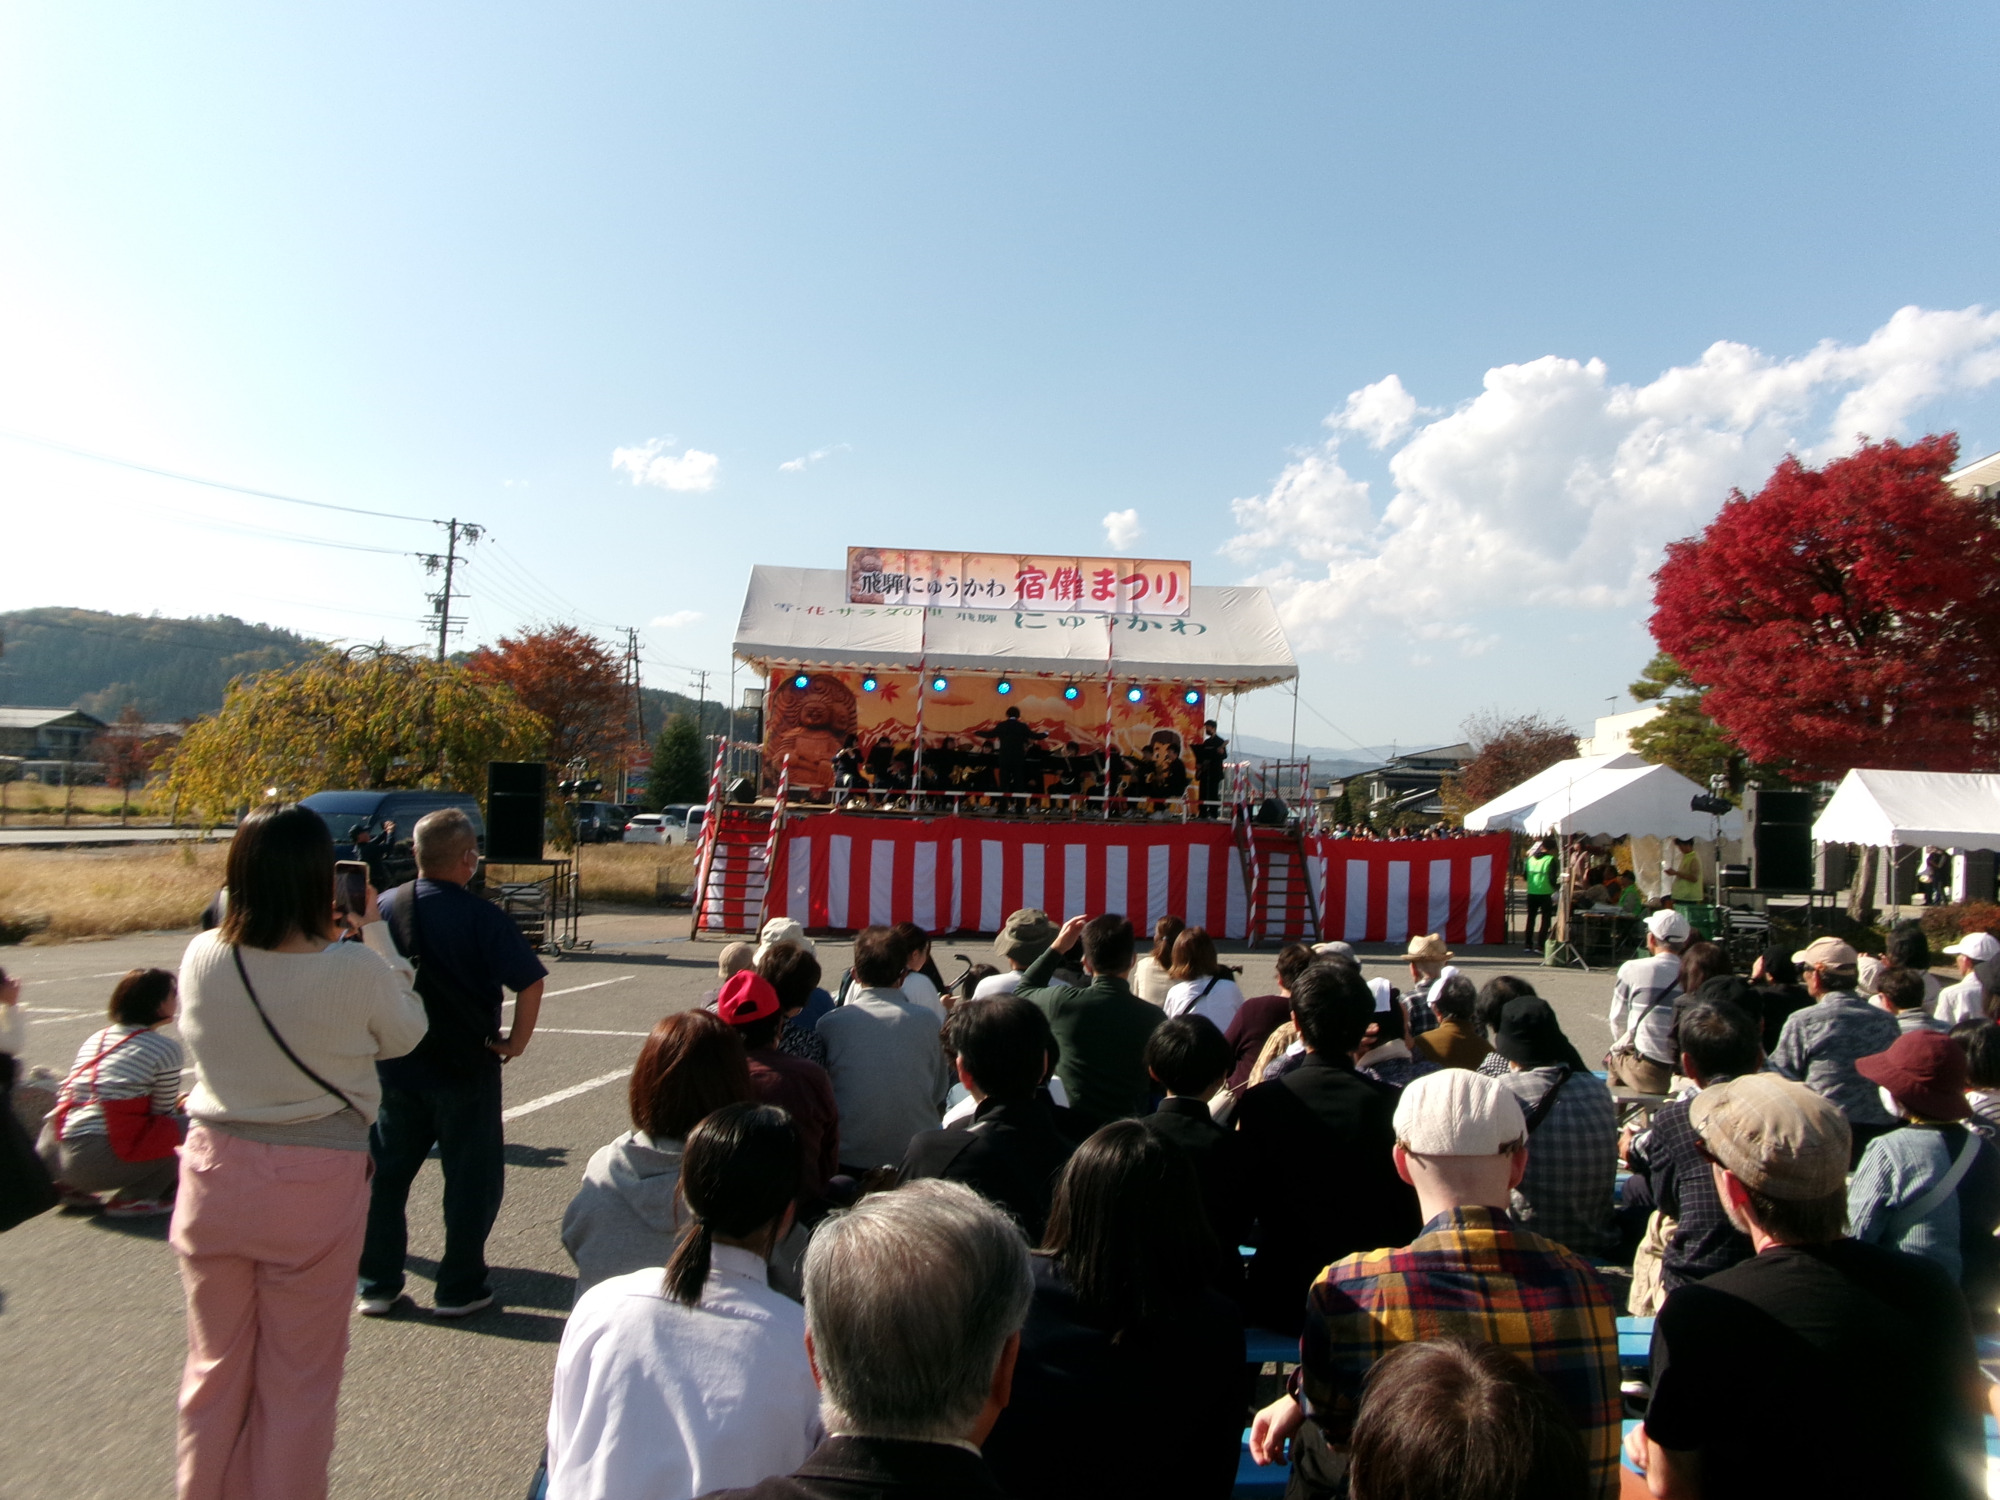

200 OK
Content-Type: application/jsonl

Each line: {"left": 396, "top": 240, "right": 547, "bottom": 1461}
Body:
{"left": 1856, "top": 1031, "right": 1970, "bottom": 1122}
{"left": 717, "top": 971, "right": 780, "bottom": 1027}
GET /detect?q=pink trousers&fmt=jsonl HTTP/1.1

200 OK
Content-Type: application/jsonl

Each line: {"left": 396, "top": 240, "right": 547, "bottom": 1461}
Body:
{"left": 169, "top": 1125, "right": 371, "bottom": 1500}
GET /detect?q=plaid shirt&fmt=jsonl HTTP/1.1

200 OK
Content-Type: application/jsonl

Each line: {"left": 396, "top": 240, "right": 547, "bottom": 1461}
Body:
{"left": 777, "top": 1018, "right": 829, "bottom": 1068}
{"left": 1635, "top": 1088, "right": 1753, "bottom": 1288}
{"left": 1502, "top": 1064, "right": 1620, "bottom": 1257}
{"left": 1405, "top": 976, "right": 1440, "bottom": 1037}
{"left": 1301, "top": 1205, "right": 1620, "bottom": 1500}
{"left": 1769, "top": 991, "right": 1901, "bottom": 1125}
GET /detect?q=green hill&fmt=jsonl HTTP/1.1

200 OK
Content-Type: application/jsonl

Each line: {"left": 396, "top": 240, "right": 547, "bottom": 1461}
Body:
{"left": 0, "top": 607, "right": 317, "bottom": 721}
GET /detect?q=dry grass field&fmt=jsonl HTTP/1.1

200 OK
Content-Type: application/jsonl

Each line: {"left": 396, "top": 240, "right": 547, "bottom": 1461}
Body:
{"left": 566, "top": 842, "right": 700, "bottom": 905}
{"left": 0, "top": 781, "right": 172, "bottom": 827}
{"left": 0, "top": 842, "right": 227, "bottom": 943}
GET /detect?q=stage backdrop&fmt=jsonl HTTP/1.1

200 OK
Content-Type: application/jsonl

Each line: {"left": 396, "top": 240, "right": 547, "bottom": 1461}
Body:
{"left": 760, "top": 669, "right": 1209, "bottom": 795}
{"left": 754, "top": 815, "right": 1509, "bottom": 944}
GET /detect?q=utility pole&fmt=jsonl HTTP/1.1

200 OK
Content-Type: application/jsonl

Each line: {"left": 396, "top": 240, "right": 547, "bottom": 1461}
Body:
{"left": 690, "top": 668, "right": 710, "bottom": 737}
{"left": 424, "top": 518, "right": 482, "bottom": 660}
{"left": 622, "top": 626, "right": 646, "bottom": 803}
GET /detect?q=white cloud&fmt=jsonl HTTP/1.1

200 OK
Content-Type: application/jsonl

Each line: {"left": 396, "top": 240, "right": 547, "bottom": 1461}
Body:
{"left": 649, "top": 610, "right": 703, "bottom": 628}
{"left": 1227, "top": 305, "right": 2000, "bottom": 655}
{"left": 612, "top": 437, "right": 719, "bottom": 493}
{"left": 1102, "top": 507, "right": 1143, "bottom": 550}
{"left": 778, "top": 442, "right": 850, "bottom": 473}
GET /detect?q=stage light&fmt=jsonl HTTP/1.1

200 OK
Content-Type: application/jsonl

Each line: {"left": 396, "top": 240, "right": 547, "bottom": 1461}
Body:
{"left": 996, "top": 679, "right": 1012, "bottom": 695}
{"left": 1126, "top": 687, "right": 1143, "bottom": 703}
{"left": 931, "top": 676, "right": 948, "bottom": 693}
{"left": 861, "top": 676, "right": 878, "bottom": 692}
{"left": 1063, "top": 685, "right": 1080, "bottom": 701}
{"left": 1183, "top": 689, "right": 1201, "bottom": 706}
{"left": 792, "top": 673, "right": 810, "bottom": 689}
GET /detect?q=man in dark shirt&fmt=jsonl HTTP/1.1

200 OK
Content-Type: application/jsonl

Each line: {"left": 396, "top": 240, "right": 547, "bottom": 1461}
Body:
{"left": 1626, "top": 1000, "right": 1759, "bottom": 1294}
{"left": 901, "top": 996, "right": 1076, "bottom": 1242}
{"left": 1191, "top": 720, "right": 1228, "bottom": 817}
{"left": 1233, "top": 958, "right": 1422, "bottom": 1332}
{"left": 1142, "top": 1014, "right": 1247, "bottom": 1257}
{"left": 1016, "top": 913, "right": 1163, "bottom": 1130}
{"left": 359, "top": 809, "right": 547, "bottom": 1317}
{"left": 1627, "top": 1073, "right": 1986, "bottom": 1500}
{"left": 977, "top": 707, "right": 1046, "bottom": 798}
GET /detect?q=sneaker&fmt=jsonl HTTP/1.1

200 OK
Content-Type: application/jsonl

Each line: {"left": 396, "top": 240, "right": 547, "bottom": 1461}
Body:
{"left": 102, "top": 1197, "right": 173, "bottom": 1218}
{"left": 54, "top": 1183, "right": 101, "bottom": 1212}
{"left": 355, "top": 1294, "right": 403, "bottom": 1317}
{"left": 429, "top": 1293, "right": 495, "bottom": 1318}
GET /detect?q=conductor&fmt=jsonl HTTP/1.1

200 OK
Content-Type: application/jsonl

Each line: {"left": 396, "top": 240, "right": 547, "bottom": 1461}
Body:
{"left": 977, "top": 707, "right": 1047, "bottom": 798}
{"left": 1191, "top": 720, "right": 1228, "bottom": 817}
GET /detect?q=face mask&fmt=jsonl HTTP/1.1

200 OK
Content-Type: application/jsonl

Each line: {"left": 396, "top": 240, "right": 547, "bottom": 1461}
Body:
{"left": 1880, "top": 1087, "right": 1907, "bottom": 1121}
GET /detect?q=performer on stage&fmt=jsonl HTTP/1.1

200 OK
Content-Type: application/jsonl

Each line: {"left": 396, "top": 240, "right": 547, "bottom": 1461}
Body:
{"left": 1144, "top": 729, "right": 1189, "bottom": 812}
{"left": 976, "top": 707, "right": 1047, "bottom": 800}
{"left": 1191, "top": 720, "right": 1227, "bottom": 817}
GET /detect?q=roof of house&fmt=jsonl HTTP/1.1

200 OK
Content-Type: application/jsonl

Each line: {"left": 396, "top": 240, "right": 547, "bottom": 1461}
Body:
{"left": 1948, "top": 448, "right": 2000, "bottom": 499}
{"left": 0, "top": 707, "right": 107, "bottom": 731}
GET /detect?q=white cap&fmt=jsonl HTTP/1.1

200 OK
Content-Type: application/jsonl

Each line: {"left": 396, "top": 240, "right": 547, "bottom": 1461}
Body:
{"left": 1945, "top": 932, "right": 2000, "bottom": 962}
{"left": 1393, "top": 1070, "right": 1528, "bottom": 1156}
{"left": 1646, "top": 908, "right": 1692, "bottom": 943}
{"left": 757, "top": 917, "right": 815, "bottom": 954}
{"left": 1313, "top": 940, "right": 1356, "bottom": 959}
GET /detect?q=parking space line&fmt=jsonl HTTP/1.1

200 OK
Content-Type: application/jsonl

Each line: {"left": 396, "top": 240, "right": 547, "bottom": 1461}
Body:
{"left": 531, "top": 976, "right": 637, "bottom": 1000}
{"left": 501, "top": 1070, "right": 630, "bottom": 1122}
{"left": 534, "top": 1028, "right": 651, "bottom": 1038}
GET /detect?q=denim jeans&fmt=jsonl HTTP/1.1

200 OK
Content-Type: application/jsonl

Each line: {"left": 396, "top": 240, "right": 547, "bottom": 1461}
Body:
{"left": 357, "top": 1069, "right": 504, "bottom": 1305}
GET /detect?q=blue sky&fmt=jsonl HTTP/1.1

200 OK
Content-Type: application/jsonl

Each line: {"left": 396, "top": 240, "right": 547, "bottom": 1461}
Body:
{"left": 4, "top": 3, "right": 1997, "bottom": 750}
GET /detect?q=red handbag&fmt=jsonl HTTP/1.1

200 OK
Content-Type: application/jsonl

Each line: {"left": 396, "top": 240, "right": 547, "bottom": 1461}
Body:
{"left": 52, "top": 1031, "right": 184, "bottom": 1164}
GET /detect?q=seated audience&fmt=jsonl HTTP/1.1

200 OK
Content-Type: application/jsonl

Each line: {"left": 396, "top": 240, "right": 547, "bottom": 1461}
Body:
{"left": 1225, "top": 942, "right": 1315, "bottom": 1092}
{"left": 716, "top": 941, "right": 756, "bottom": 988}
{"left": 1162, "top": 927, "right": 1246, "bottom": 1032}
{"left": 1141, "top": 1014, "right": 1247, "bottom": 1256}
{"left": 1346, "top": 1340, "right": 1589, "bottom": 1500}
{"left": 563, "top": 1011, "right": 752, "bottom": 1299}
{"left": 754, "top": 919, "right": 834, "bottom": 1030}
{"left": 1234, "top": 960, "right": 1421, "bottom": 1332}
{"left": 901, "top": 997, "right": 1078, "bottom": 1242}
{"left": 1626, "top": 1075, "right": 1985, "bottom": 1499}
{"left": 981, "top": 1122, "right": 1245, "bottom": 1500}
{"left": 1859, "top": 920, "right": 1946, "bottom": 1015}
{"left": 818, "top": 925, "right": 955, "bottom": 1173}
{"left": 1937, "top": 931, "right": 1999, "bottom": 1027}
{"left": 1849, "top": 1030, "right": 2000, "bottom": 1301}
{"left": 1953, "top": 1018, "right": 2000, "bottom": 1130}
{"left": 1400, "top": 933, "right": 1453, "bottom": 1037}
{"left": 717, "top": 970, "right": 840, "bottom": 1206}
{"left": 693, "top": 1179, "right": 1031, "bottom": 1500}
{"left": 1746, "top": 943, "right": 1812, "bottom": 1052}
{"left": 1128, "top": 915, "right": 1185, "bottom": 1006}
{"left": 1017, "top": 913, "right": 1164, "bottom": 1130}
{"left": 973, "top": 909, "right": 1069, "bottom": 1000}
{"left": 1625, "top": 1000, "right": 1759, "bottom": 1294}
{"left": 758, "top": 943, "right": 831, "bottom": 1067}
{"left": 1474, "top": 976, "right": 1541, "bottom": 1078}
{"left": 1604, "top": 909, "right": 1689, "bottom": 1095}
{"left": 1248, "top": 1070, "right": 1619, "bottom": 1499}
{"left": 547, "top": 1105, "right": 818, "bottom": 1500}
{"left": 1410, "top": 973, "right": 1490, "bottom": 1071}
{"left": 37, "top": 967, "right": 185, "bottom": 1215}
{"left": 1493, "top": 998, "right": 1618, "bottom": 1258}
{"left": 1874, "top": 967, "right": 1948, "bottom": 1034}
{"left": 890, "top": 921, "right": 948, "bottom": 1021}
{"left": 1355, "top": 981, "right": 1439, "bottom": 1090}
{"left": 1769, "top": 936, "right": 1901, "bottom": 1158}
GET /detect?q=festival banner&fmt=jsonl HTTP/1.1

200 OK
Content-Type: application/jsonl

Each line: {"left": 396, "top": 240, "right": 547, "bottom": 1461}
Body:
{"left": 846, "top": 547, "right": 1193, "bottom": 617}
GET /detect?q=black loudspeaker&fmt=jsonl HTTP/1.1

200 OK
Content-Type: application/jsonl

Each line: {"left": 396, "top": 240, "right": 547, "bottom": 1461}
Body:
{"left": 1747, "top": 788, "right": 1815, "bottom": 893}
{"left": 1255, "top": 796, "right": 1289, "bottom": 828}
{"left": 486, "top": 761, "right": 547, "bottom": 862}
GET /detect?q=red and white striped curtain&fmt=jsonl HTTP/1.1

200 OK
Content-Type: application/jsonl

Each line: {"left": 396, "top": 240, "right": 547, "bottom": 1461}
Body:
{"left": 1302, "top": 832, "right": 1509, "bottom": 947}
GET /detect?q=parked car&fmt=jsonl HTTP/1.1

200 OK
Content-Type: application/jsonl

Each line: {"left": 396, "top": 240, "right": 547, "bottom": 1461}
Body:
{"left": 300, "top": 789, "right": 487, "bottom": 889}
{"left": 622, "top": 813, "right": 668, "bottom": 845}
{"left": 574, "top": 800, "right": 628, "bottom": 844}
{"left": 657, "top": 804, "right": 709, "bottom": 845}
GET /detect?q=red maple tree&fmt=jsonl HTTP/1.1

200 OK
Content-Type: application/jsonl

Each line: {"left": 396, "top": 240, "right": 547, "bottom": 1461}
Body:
{"left": 1649, "top": 435, "right": 2000, "bottom": 780}
{"left": 466, "top": 625, "right": 632, "bottom": 772}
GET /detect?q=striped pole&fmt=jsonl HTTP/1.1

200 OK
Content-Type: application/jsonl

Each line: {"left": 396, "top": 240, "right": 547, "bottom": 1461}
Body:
{"left": 691, "top": 734, "right": 730, "bottom": 932}
{"left": 756, "top": 753, "right": 791, "bottom": 931}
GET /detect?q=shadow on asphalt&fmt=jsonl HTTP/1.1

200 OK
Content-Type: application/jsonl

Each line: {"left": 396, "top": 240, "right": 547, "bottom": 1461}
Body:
{"left": 388, "top": 1256, "right": 576, "bottom": 1343}
{"left": 501, "top": 1143, "right": 572, "bottom": 1170}
{"left": 85, "top": 1211, "right": 172, "bottom": 1242}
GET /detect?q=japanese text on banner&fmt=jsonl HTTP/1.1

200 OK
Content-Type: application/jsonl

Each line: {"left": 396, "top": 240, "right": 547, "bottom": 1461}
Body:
{"left": 845, "top": 547, "right": 1192, "bottom": 617}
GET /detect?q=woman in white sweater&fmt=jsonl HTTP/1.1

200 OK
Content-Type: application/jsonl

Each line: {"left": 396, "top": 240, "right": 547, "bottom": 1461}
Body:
{"left": 1162, "top": 926, "right": 1246, "bottom": 1032}
{"left": 172, "top": 804, "right": 428, "bottom": 1500}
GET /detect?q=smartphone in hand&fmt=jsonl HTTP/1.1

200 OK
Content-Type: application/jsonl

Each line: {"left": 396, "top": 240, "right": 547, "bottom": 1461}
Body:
{"left": 335, "top": 860, "right": 369, "bottom": 916}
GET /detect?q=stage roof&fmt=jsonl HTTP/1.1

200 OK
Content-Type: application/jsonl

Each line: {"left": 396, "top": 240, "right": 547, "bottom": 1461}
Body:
{"left": 1464, "top": 755, "right": 1743, "bottom": 839}
{"left": 733, "top": 566, "right": 1298, "bottom": 688}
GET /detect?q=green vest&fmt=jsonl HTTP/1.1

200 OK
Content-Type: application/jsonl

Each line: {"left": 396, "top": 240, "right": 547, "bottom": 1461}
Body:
{"left": 1524, "top": 853, "right": 1556, "bottom": 896}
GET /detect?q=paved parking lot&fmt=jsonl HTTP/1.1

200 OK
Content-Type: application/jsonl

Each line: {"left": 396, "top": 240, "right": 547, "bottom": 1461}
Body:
{"left": 0, "top": 913, "right": 1618, "bottom": 1500}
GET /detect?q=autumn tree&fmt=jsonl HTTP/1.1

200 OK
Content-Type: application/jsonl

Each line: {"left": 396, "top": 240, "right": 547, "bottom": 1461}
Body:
{"left": 645, "top": 714, "right": 707, "bottom": 809}
{"left": 163, "top": 646, "right": 542, "bottom": 823}
{"left": 1453, "top": 709, "right": 1579, "bottom": 811}
{"left": 1651, "top": 435, "right": 2000, "bottom": 780}
{"left": 1625, "top": 653, "right": 1787, "bottom": 797}
{"left": 92, "top": 704, "right": 172, "bottom": 826}
{"left": 466, "top": 625, "right": 631, "bottom": 775}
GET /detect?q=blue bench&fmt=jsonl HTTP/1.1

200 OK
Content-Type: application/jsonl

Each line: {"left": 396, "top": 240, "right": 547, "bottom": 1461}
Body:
{"left": 1617, "top": 1315, "right": 1652, "bottom": 1364}
{"left": 1234, "top": 1428, "right": 1286, "bottom": 1498}
{"left": 1244, "top": 1328, "right": 1298, "bottom": 1367}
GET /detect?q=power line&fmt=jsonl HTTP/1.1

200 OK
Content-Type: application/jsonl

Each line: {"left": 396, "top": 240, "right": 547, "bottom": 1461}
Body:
{"left": 0, "top": 428, "right": 444, "bottom": 524}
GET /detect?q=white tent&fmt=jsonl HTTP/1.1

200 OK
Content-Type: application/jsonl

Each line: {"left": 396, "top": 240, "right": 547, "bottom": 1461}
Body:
{"left": 1464, "top": 758, "right": 1743, "bottom": 840}
{"left": 733, "top": 566, "right": 1297, "bottom": 687}
{"left": 1812, "top": 770, "right": 2000, "bottom": 853}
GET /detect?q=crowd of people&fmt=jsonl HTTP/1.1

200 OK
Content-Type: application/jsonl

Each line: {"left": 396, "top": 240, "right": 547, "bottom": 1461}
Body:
{"left": 8, "top": 803, "right": 2000, "bottom": 1500}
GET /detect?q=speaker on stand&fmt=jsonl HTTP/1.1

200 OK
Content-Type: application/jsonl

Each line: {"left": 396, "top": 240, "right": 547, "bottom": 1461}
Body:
{"left": 1745, "top": 788, "right": 1815, "bottom": 894}
{"left": 487, "top": 761, "right": 548, "bottom": 863}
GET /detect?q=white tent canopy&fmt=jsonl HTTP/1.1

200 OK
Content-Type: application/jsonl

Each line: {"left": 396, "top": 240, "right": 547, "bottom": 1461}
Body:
{"left": 1464, "top": 757, "right": 1743, "bottom": 840}
{"left": 1812, "top": 769, "right": 2000, "bottom": 853}
{"left": 733, "top": 565, "right": 1298, "bottom": 687}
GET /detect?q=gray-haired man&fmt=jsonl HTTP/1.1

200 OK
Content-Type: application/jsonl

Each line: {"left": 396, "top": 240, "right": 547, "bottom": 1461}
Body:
{"left": 697, "top": 1179, "right": 1032, "bottom": 1500}
{"left": 357, "top": 808, "right": 546, "bottom": 1318}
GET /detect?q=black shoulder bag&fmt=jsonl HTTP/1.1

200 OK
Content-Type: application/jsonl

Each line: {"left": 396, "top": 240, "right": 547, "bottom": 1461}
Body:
{"left": 232, "top": 947, "right": 359, "bottom": 1114}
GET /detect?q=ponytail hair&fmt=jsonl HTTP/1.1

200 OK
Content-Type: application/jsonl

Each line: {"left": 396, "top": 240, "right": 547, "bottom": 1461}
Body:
{"left": 663, "top": 1102, "right": 800, "bottom": 1307}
